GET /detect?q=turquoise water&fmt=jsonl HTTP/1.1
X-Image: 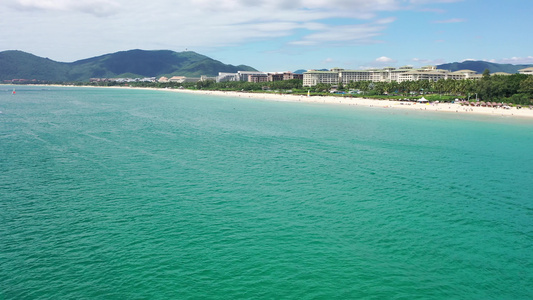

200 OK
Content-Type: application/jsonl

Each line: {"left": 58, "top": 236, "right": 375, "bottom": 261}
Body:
{"left": 1, "top": 86, "right": 532, "bottom": 299}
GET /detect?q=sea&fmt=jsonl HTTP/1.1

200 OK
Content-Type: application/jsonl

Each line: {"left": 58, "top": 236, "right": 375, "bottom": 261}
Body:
{"left": 1, "top": 86, "right": 532, "bottom": 299}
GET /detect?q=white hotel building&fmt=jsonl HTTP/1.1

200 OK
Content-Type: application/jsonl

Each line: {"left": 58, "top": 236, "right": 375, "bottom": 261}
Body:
{"left": 303, "top": 66, "right": 481, "bottom": 87}
{"left": 519, "top": 67, "right": 533, "bottom": 75}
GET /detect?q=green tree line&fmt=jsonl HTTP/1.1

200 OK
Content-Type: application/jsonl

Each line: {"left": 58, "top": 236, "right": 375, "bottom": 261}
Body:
{"left": 81, "top": 78, "right": 304, "bottom": 92}
{"left": 340, "top": 72, "right": 533, "bottom": 105}
{"left": 42, "top": 70, "right": 533, "bottom": 105}
{"left": 190, "top": 78, "right": 304, "bottom": 92}
{"left": 189, "top": 72, "right": 533, "bottom": 104}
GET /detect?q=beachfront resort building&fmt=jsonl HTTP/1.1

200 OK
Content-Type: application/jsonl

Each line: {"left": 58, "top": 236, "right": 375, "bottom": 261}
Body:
{"left": 269, "top": 72, "right": 304, "bottom": 81}
{"left": 519, "top": 67, "right": 533, "bottom": 75}
{"left": 217, "top": 71, "right": 302, "bottom": 83}
{"left": 90, "top": 77, "right": 156, "bottom": 83}
{"left": 168, "top": 76, "right": 201, "bottom": 83}
{"left": 154, "top": 72, "right": 301, "bottom": 84}
{"left": 303, "top": 66, "right": 483, "bottom": 87}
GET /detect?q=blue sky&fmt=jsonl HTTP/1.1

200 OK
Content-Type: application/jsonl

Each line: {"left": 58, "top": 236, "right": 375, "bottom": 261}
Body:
{"left": 1, "top": 0, "right": 531, "bottom": 72}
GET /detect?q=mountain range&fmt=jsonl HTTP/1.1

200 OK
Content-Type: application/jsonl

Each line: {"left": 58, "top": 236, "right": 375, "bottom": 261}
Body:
{"left": 0, "top": 49, "right": 257, "bottom": 82}
{"left": 1, "top": 49, "right": 531, "bottom": 82}
{"left": 436, "top": 60, "right": 532, "bottom": 74}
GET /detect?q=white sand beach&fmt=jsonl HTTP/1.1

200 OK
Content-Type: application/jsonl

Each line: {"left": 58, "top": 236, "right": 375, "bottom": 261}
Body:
{"left": 22, "top": 84, "right": 533, "bottom": 119}
{"left": 167, "top": 88, "right": 533, "bottom": 119}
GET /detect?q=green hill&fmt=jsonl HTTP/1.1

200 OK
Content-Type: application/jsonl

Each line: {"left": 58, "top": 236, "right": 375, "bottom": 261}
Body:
{"left": 437, "top": 60, "right": 532, "bottom": 74}
{"left": 0, "top": 49, "right": 258, "bottom": 82}
{"left": 0, "top": 50, "right": 71, "bottom": 81}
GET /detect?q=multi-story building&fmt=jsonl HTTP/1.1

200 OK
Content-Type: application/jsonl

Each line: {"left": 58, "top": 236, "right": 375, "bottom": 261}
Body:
{"left": 396, "top": 67, "right": 449, "bottom": 82}
{"left": 217, "top": 71, "right": 266, "bottom": 82}
{"left": 303, "top": 66, "right": 482, "bottom": 87}
{"left": 519, "top": 67, "right": 533, "bottom": 75}
{"left": 217, "top": 72, "right": 241, "bottom": 82}
{"left": 268, "top": 73, "right": 285, "bottom": 81}
{"left": 217, "top": 71, "right": 303, "bottom": 83}
{"left": 200, "top": 75, "right": 217, "bottom": 81}
{"left": 168, "top": 76, "right": 201, "bottom": 83}
{"left": 302, "top": 70, "right": 341, "bottom": 86}
{"left": 249, "top": 74, "right": 269, "bottom": 83}
{"left": 446, "top": 70, "right": 479, "bottom": 80}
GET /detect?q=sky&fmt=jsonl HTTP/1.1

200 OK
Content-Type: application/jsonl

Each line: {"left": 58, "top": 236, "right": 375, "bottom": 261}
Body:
{"left": 1, "top": 0, "right": 532, "bottom": 72}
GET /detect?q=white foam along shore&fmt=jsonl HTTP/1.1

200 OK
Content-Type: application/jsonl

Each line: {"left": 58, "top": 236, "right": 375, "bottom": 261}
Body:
{"left": 164, "top": 88, "right": 533, "bottom": 119}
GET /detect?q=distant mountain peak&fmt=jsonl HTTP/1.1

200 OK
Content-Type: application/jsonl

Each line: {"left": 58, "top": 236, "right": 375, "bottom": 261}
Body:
{"left": 0, "top": 49, "right": 258, "bottom": 81}
{"left": 437, "top": 60, "right": 533, "bottom": 74}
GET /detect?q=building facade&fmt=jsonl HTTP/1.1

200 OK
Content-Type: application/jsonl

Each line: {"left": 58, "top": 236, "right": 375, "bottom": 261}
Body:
{"left": 168, "top": 76, "right": 201, "bottom": 83}
{"left": 217, "top": 71, "right": 303, "bottom": 83}
{"left": 519, "top": 67, "right": 533, "bottom": 75}
{"left": 302, "top": 70, "right": 340, "bottom": 86}
{"left": 303, "top": 66, "right": 482, "bottom": 87}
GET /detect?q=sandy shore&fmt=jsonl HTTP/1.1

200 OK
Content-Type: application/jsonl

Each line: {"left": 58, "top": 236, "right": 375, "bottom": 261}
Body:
{"left": 165, "top": 88, "right": 533, "bottom": 119}
{"left": 12, "top": 84, "right": 533, "bottom": 119}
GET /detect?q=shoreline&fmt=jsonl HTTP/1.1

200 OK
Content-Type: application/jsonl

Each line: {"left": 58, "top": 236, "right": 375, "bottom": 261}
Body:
{"left": 166, "top": 88, "right": 533, "bottom": 119}
{"left": 6, "top": 84, "right": 533, "bottom": 118}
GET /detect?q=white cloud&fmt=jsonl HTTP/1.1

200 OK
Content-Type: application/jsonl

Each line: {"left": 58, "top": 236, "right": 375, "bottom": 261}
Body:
{"left": 191, "top": 0, "right": 403, "bottom": 14}
{"left": 10, "top": 0, "right": 119, "bottom": 16}
{"left": 290, "top": 18, "right": 395, "bottom": 46}
{"left": 357, "top": 56, "right": 398, "bottom": 69}
{"left": 433, "top": 18, "right": 466, "bottom": 23}
{"left": 0, "top": 0, "right": 468, "bottom": 64}
{"left": 376, "top": 56, "right": 396, "bottom": 63}
{"left": 494, "top": 56, "right": 533, "bottom": 65}
{"left": 412, "top": 58, "right": 446, "bottom": 65}
{"left": 409, "top": 0, "right": 464, "bottom": 4}
{"left": 417, "top": 7, "right": 446, "bottom": 13}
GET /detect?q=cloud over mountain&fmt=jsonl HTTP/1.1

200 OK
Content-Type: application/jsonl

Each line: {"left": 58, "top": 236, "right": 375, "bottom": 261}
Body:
{"left": 3, "top": 0, "right": 529, "bottom": 73}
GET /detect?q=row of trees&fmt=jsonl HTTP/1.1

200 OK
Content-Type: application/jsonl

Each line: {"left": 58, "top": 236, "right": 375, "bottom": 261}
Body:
{"left": 192, "top": 71, "right": 532, "bottom": 104}
{"left": 317, "top": 71, "right": 533, "bottom": 105}
{"left": 82, "top": 70, "right": 533, "bottom": 105}
{"left": 189, "top": 78, "right": 304, "bottom": 91}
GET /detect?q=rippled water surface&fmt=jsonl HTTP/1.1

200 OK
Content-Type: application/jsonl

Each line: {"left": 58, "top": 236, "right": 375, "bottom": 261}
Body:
{"left": 1, "top": 86, "right": 532, "bottom": 299}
